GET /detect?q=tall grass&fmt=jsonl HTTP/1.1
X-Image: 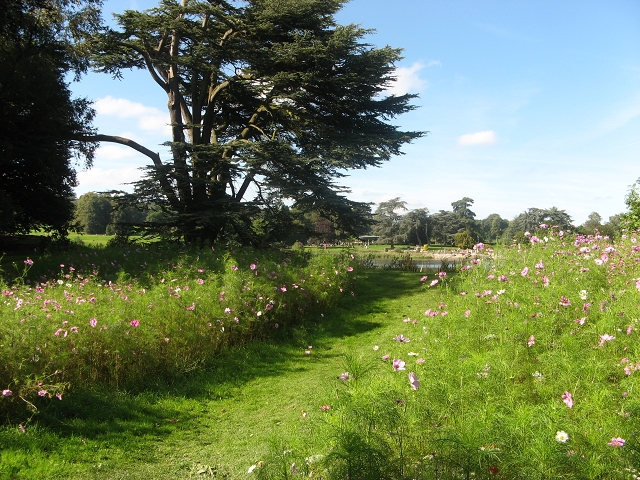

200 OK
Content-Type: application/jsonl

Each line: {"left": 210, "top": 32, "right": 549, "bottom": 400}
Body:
{"left": 0, "top": 243, "right": 356, "bottom": 421}
{"left": 255, "top": 228, "right": 640, "bottom": 479}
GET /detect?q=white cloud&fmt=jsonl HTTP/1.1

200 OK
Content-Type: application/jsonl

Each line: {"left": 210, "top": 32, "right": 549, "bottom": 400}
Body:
{"left": 94, "top": 144, "right": 139, "bottom": 161}
{"left": 457, "top": 130, "right": 497, "bottom": 146}
{"left": 386, "top": 62, "right": 428, "bottom": 96}
{"left": 94, "top": 96, "right": 171, "bottom": 135}
{"left": 75, "top": 167, "right": 144, "bottom": 195}
{"left": 426, "top": 60, "right": 441, "bottom": 68}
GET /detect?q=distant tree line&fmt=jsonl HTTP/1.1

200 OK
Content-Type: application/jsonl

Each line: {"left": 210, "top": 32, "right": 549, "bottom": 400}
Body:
{"left": 369, "top": 197, "right": 623, "bottom": 248}
{"left": 74, "top": 192, "right": 158, "bottom": 236}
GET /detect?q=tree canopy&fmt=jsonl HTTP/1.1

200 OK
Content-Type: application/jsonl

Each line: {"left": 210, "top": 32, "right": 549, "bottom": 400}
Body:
{"left": 87, "top": 0, "right": 423, "bottom": 244}
{"left": 0, "top": 0, "right": 100, "bottom": 237}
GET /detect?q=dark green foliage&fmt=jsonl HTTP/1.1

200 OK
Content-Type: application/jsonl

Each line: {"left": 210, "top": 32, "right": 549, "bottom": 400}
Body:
{"left": 0, "top": 0, "right": 100, "bottom": 237}
{"left": 454, "top": 230, "right": 474, "bottom": 249}
{"left": 371, "top": 197, "right": 408, "bottom": 244}
{"left": 75, "top": 192, "right": 112, "bottom": 234}
{"left": 88, "top": 0, "right": 423, "bottom": 244}
{"left": 429, "top": 209, "right": 462, "bottom": 246}
{"left": 397, "top": 207, "right": 429, "bottom": 245}
{"left": 480, "top": 213, "right": 509, "bottom": 243}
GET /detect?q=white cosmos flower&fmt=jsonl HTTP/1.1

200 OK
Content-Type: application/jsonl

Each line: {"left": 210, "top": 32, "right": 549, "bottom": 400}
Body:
{"left": 555, "top": 431, "right": 569, "bottom": 443}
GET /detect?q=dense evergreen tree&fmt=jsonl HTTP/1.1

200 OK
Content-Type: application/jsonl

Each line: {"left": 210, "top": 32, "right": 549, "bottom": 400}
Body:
{"left": 429, "top": 210, "right": 461, "bottom": 246}
{"left": 85, "top": 0, "right": 423, "bottom": 243}
{"left": 371, "top": 197, "right": 408, "bottom": 244}
{"left": 397, "top": 208, "right": 430, "bottom": 246}
{"left": 451, "top": 197, "right": 481, "bottom": 241}
{"left": 0, "top": 0, "right": 100, "bottom": 237}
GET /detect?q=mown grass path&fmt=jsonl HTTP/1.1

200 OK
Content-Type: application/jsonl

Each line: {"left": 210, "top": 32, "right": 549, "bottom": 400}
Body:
{"left": 1, "top": 270, "right": 434, "bottom": 479}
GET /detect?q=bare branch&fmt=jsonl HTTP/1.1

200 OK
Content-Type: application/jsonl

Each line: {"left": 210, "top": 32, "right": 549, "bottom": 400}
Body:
{"left": 79, "top": 134, "right": 180, "bottom": 208}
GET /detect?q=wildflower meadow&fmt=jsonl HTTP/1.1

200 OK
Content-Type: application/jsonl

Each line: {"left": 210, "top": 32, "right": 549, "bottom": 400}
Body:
{"left": 252, "top": 228, "right": 640, "bottom": 479}
{"left": 2, "top": 228, "right": 640, "bottom": 479}
{"left": 0, "top": 244, "right": 356, "bottom": 420}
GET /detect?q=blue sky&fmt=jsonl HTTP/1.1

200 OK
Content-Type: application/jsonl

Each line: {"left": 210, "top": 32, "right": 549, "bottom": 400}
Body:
{"left": 71, "top": 0, "right": 640, "bottom": 225}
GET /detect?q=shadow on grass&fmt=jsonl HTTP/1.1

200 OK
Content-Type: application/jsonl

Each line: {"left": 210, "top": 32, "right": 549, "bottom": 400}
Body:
{"left": 2, "top": 269, "right": 427, "bottom": 447}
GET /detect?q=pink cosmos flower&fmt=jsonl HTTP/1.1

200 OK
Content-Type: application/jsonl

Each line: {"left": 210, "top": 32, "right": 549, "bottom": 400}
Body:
{"left": 438, "top": 272, "right": 447, "bottom": 278}
{"left": 465, "top": 310, "right": 471, "bottom": 318}
{"left": 521, "top": 267, "right": 529, "bottom": 276}
{"left": 608, "top": 437, "right": 625, "bottom": 447}
{"left": 408, "top": 372, "right": 420, "bottom": 391}
{"left": 559, "top": 296, "right": 571, "bottom": 306}
{"left": 2, "top": 389, "right": 12, "bottom": 396}
{"left": 250, "top": 264, "right": 257, "bottom": 270}
{"left": 24, "top": 259, "right": 34, "bottom": 266}
{"left": 381, "top": 354, "right": 390, "bottom": 360}
{"left": 231, "top": 265, "right": 238, "bottom": 271}
{"left": 320, "top": 405, "right": 330, "bottom": 411}
{"left": 498, "top": 275, "right": 508, "bottom": 282}
{"left": 627, "top": 325, "right": 634, "bottom": 335}
{"left": 393, "top": 334, "right": 410, "bottom": 343}
{"left": 527, "top": 335, "right": 535, "bottom": 347}
{"left": 420, "top": 276, "right": 428, "bottom": 282}
{"left": 599, "top": 334, "right": 615, "bottom": 346}
{"left": 392, "top": 359, "right": 406, "bottom": 371}
{"left": 636, "top": 279, "right": 640, "bottom": 292}
{"left": 56, "top": 393, "right": 62, "bottom": 400}
{"left": 429, "top": 280, "right": 439, "bottom": 287}
{"left": 339, "top": 372, "right": 350, "bottom": 381}
{"left": 130, "top": 319, "right": 140, "bottom": 327}
{"left": 280, "top": 286, "right": 287, "bottom": 292}
{"left": 535, "top": 261, "right": 544, "bottom": 269}
{"left": 347, "top": 267, "right": 354, "bottom": 272}
{"left": 37, "top": 390, "right": 47, "bottom": 397}
{"left": 89, "top": 318, "right": 97, "bottom": 328}
{"left": 562, "top": 391, "right": 574, "bottom": 408}
{"left": 197, "top": 278, "right": 204, "bottom": 285}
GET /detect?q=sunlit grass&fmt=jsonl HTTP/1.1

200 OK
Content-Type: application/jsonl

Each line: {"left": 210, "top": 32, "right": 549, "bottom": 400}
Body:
{"left": 2, "top": 229, "right": 640, "bottom": 478}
